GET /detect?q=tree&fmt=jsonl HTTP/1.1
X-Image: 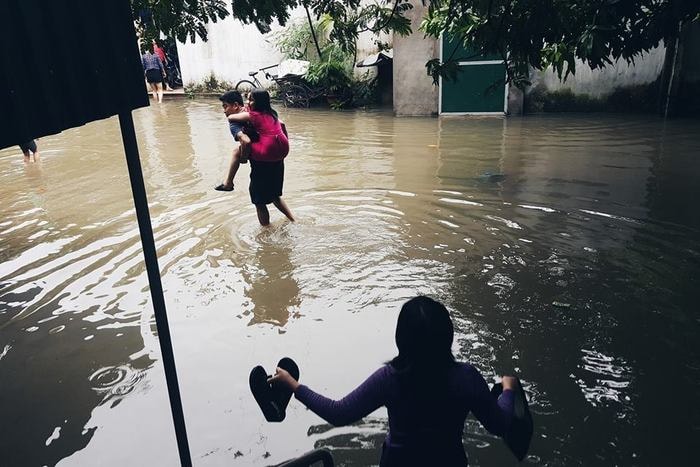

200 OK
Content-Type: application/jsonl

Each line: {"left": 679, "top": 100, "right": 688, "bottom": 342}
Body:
{"left": 420, "top": 0, "right": 699, "bottom": 87}
{"left": 230, "top": 1, "right": 700, "bottom": 114}
{"left": 231, "top": 0, "right": 413, "bottom": 57}
{"left": 131, "top": 0, "right": 230, "bottom": 43}
{"left": 134, "top": 0, "right": 413, "bottom": 56}
{"left": 137, "top": 1, "right": 699, "bottom": 114}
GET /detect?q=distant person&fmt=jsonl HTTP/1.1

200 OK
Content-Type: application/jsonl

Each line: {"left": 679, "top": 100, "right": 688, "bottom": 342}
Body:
{"left": 225, "top": 89, "right": 294, "bottom": 226}
{"left": 20, "top": 140, "right": 39, "bottom": 162}
{"left": 215, "top": 90, "right": 253, "bottom": 192}
{"left": 141, "top": 49, "right": 165, "bottom": 103}
{"left": 152, "top": 40, "right": 174, "bottom": 91}
{"left": 269, "top": 296, "right": 520, "bottom": 466}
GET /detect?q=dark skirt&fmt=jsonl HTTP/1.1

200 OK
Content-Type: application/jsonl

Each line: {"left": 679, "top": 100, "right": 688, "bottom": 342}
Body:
{"left": 19, "top": 140, "right": 37, "bottom": 152}
{"left": 249, "top": 159, "right": 284, "bottom": 205}
{"left": 145, "top": 68, "right": 162, "bottom": 83}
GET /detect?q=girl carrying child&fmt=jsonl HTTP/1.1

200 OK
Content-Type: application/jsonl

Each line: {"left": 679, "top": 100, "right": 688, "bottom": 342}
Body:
{"left": 221, "top": 89, "right": 295, "bottom": 226}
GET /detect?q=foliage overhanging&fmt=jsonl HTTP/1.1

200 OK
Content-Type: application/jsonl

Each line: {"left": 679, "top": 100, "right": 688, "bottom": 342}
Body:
{"left": 421, "top": 0, "right": 700, "bottom": 86}
{"left": 133, "top": 0, "right": 699, "bottom": 87}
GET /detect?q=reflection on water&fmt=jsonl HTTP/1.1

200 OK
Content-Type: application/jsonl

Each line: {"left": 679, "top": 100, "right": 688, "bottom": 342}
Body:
{"left": 243, "top": 227, "right": 301, "bottom": 328}
{"left": 1, "top": 103, "right": 699, "bottom": 466}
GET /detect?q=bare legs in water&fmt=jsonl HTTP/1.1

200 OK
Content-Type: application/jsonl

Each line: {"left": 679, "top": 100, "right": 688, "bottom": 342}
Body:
{"left": 255, "top": 198, "right": 295, "bottom": 226}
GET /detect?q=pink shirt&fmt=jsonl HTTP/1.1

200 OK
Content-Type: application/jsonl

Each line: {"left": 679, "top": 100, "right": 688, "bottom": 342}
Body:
{"left": 248, "top": 111, "right": 289, "bottom": 162}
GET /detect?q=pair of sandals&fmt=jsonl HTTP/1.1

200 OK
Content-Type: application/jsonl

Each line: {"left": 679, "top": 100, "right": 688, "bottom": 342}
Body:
{"left": 249, "top": 357, "right": 299, "bottom": 422}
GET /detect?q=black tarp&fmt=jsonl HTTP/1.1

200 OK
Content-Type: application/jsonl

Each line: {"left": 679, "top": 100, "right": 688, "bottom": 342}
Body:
{"left": 0, "top": 0, "right": 149, "bottom": 149}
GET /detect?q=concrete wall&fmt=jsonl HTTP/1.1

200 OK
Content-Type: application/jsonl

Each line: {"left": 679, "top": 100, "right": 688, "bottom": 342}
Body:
{"left": 530, "top": 45, "right": 666, "bottom": 98}
{"left": 392, "top": 0, "right": 439, "bottom": 116}
{"left": 176, "top": 14, "right": 291, "bottom": 87}
{"left": 177, "top": 4, "right": 386, "bottom": 87}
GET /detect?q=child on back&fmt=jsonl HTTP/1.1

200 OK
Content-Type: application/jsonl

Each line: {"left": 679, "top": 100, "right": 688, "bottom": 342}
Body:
{"left": 215, "top": 90, "right": 253, "bottom": 192}
{"left": 226, "top": 88, "right": 294, "bottom": 226}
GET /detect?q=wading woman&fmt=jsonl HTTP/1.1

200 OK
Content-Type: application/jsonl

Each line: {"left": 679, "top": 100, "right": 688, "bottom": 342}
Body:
{"left": 226, "top": 89, "right": 295, "bottom": 226}
{"left": 269, "top": 296, "right": 519, "bottom": 466}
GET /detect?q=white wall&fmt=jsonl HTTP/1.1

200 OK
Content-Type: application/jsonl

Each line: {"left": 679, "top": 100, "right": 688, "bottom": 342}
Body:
{"left": 177, "top": 16, "right": 288, "bottom": 87}
{"left": 531, "top": 45, "right": 666, "bottom": 97}
{"left": 177, "top": 4, "right": 387, "bottom": 87}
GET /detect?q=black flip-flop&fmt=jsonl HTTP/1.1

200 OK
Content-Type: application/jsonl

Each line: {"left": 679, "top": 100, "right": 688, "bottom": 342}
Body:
{"left": 249, "top": 357, "right": 300, "bottom": 423}
{"left": 491, "top": 380, "right": 534, "bottom": 461}
{"left": 214, "top": 183, "right": 234, "bottom": 192}
{"left": 249, "top": 366, "right": 282, "bottom": 422}
{"left": 271, "top": 357, "right": 300, "bottom": 417}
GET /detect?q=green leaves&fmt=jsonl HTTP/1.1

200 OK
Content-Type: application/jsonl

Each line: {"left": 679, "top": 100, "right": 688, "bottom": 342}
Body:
{"left": 426, "top": 58, "right": 462, "bottom": 85}
{"left": 229, "top": 0, "right": 414, "bottom": 56}
{"left": 132, "top": 0, "right": 230, "bottom": 43}
{"left": 134, "top": 0, "right": 699, "bottom": 95}
{"left": 229, "top": 0, "right": 300, "bottom": 33}
{"left": 421, "top": 0, "right": 700, "bottom": 88}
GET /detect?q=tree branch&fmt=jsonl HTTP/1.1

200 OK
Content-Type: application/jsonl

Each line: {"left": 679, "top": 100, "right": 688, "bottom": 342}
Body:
{"left": 358, "top": 0, "right": 401, "bottom": 34}
{"left": 304, "top": 1, "right": 324, "bottom": 59}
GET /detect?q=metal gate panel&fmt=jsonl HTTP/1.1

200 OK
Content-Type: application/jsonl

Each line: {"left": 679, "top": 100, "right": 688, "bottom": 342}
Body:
{"left": 439, "top": 36, "right": 507, "bottom": 115}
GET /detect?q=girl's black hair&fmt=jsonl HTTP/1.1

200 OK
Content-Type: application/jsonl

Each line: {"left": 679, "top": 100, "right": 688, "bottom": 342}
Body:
{"left": 249, "top": 88, "right": 278, "bottom": 120}
{"left": 389, "top": 296, "right": 456, "bottom": 379}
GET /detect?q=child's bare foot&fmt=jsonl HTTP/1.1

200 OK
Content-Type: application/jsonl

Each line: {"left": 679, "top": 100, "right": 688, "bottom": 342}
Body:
{"left": 215, "top": 183, "right": 234, "bottom": 192}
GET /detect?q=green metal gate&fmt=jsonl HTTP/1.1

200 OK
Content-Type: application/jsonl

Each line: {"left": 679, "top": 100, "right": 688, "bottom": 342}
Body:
{"left": 440, "top": 36, "right": 507, "bottom": 115}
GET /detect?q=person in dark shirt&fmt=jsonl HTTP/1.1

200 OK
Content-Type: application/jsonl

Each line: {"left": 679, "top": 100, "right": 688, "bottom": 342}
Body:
{"left": 269, "top": 296, "right": 519, "bottom": 466}
{"left": 141, "top": 50, "right": 165, "bottom": 103}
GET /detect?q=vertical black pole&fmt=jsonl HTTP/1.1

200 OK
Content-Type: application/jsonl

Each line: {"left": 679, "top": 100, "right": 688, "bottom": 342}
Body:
{"left": 118, "top": 111, "right": 192, "bottom": 467}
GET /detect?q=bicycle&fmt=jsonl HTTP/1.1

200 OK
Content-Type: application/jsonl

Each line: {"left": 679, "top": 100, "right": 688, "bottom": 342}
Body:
{"left": 235, "top": 64, "right": 312, "bottom": 108}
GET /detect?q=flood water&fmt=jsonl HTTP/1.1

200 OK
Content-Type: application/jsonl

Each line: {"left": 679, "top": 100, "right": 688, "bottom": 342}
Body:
{"left": 1, "top": 101, "right": 699, "bottom": 466}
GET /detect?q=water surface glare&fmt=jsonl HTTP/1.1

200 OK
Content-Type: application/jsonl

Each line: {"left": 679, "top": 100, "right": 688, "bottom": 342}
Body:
{"left": 1, "top": 101, "right": 699, "bottom": 466}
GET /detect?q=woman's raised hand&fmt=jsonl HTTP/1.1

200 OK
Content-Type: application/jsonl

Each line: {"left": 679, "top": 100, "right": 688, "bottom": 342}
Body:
{"left": 501, "top": 376, "right": 519, "bottom": 391}
{"left": 268, "top": 367, "right": 300, "bottom": 392}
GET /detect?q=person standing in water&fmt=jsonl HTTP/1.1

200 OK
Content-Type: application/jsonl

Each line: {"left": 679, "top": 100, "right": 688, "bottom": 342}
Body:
{"left": 269, "top": 296, "right": 519, "bottom": 466}
{"left": 141, "top": 49, "right": 165, "bottom": 103}
{"left": 20, "top": 140, "right": 39, "bottom": 162}
{"left": 225, "top": 89, "right": 294, "bottom": 226}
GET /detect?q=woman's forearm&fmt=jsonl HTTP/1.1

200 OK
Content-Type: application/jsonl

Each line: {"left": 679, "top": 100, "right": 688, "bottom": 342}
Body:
{"left": 227, "top": 112, "right": 250, "bottom": 123}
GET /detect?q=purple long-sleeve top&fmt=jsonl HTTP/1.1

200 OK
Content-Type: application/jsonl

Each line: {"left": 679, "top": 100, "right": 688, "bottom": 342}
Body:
{"left": 295, "top": 363, "right": 513, "bottom": 459}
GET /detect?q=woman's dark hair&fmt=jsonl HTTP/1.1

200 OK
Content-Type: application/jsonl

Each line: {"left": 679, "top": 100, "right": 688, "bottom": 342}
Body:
{"left": 390, "top": 296, "right": 456, "bottom": 377}
{"left": 249, "top": 88, "right": 278, "bottom": 120}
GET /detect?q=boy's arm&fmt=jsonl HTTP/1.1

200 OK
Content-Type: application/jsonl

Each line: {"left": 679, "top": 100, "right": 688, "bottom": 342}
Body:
{"left": 228, "top": 111, "right": 251, "bottom": 123}
{"left": 281, "top": 122, "right": 288, "bottom": 138}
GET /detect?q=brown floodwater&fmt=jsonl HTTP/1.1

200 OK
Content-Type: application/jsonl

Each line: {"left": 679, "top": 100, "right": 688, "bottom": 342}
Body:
{"left": 1, "top": 101, "right": 699, "bottom": 466}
